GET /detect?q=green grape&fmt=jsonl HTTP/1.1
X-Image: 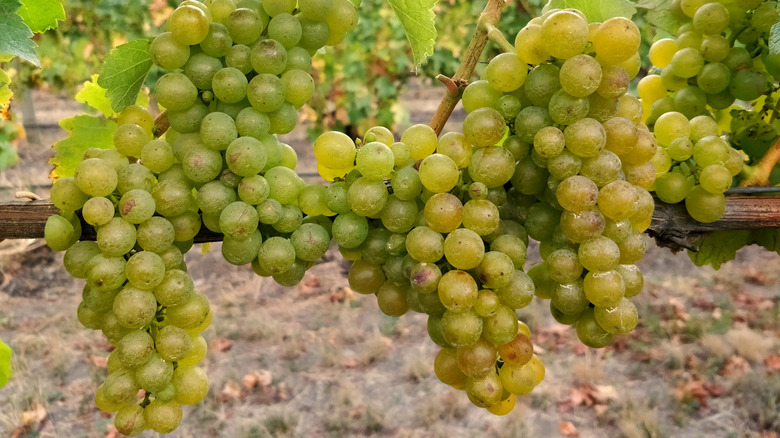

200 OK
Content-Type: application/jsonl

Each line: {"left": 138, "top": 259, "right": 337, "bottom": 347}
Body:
{"left": 290, "top": 223, "right": 330, "bottom": 261}
{"left": 559, "top": 54, "right": 602, "bottom": 97}
{"left": 523, "top": 202, "right": 559, "bottom": 241}
{"left": 457, "top": 338, "right": 498, "bottom": 378}
{"left": 594, "top": 298, "right": 638, "bottom": 335}
{"left": 461, "top": 80, "right": 503, "bottom": 113}
{"left": 44, "top": 214, "right": 76, "bottom": 252}
{"left": 546, "top": 248, "right": 583, "bottom": 284}
{"left": 548, "top": 90, "right": 589, "bottom": 126}
{"left": 213, "top": 67, "right": 249, "bottom": 104}
{"left": 442, "top": 308, "right": 482, "bottom": 347}
{"left": 435, "top": 132, "right": 471, "bottom": 169}
{"left": 424, "top": 193, "right": 463, "bottom": 233}
{"left": 482, "top": 304, "right": 519, "bottom": 346}
{"left": 434, "top": 347, "right": 468, "bottom": 387}
{"left": 144, "top": 400, "right": 183, "bottom": 434}
{"left": 251, "top": 38, "right": 287, "bottom": 76}
{"left": 443, "top": 228, "right": 485, "bottom": 270}
{"left": 617, "top": 264, "right": 644, "bottom": 297}
{"left": 700, "top": 35, "right": 729, "bottom": 62}
{"left": 155, "top": 73, "right": 198, "bottom": 111}
{"left": 496, "top": 270, "right": 534, "bottom": 310}
{"left": 237, "top": 175, "right": 270, "bottom": 205}
{"left": 114, "top": 123, "right": 150, "bottom": 158}
{"left": 514, "top": 24, "right": 549, "bottom": 65}
{"left": 200, "top": 112, "right": 237, "bottom": 151}
{"left": 380, "top": 195, "right": 418, "bottom": 233}
{"left": 281, "top": 69, "right": 314, "bottom": 109}
{"left": 299, "top": 0, "right": 334, "bottom": 20}
{"left": 348, "top": 177, "right": 389, "bottom": 217}
{"left": 168, "top": 101, "right": 209, "bottom": 135}
{"left": 376, "top": 281, "right": 410, "bottom": 317}
{"left": 540, "top": 10, "right": 588, "bottom": 60}
{"left": 150, "top": 32, "right": 191, "bottom": 70}
{"left": 560, "top": 207, "right": 605, "bottom": 243}
{"left": 660, "top": 65, "right": 688, "bottom": 92}
{"left": 325, "top": 0, "right": 358, "bottom": 46}
{"left": 674, "top": 85, "right": 707, "bottom": 119}
{"left": 616, "top": 95, "right": 643, "bottom": 124}
{"left": 583, "top": 270, "right": 625, "bottom": 308}
{"left": 222, "top": 229, "right": 263, "bottom": 265}
{"left": 670, "top": 47, "right": 704, "bottom": 78}
{"left": 524, "top": 63, "right": 560, "bottom": 107}
{"left": 555, "top": 175, "right": 598, "bottom": 212}
{"left": 603, "top": 117, "right": 637, "bottom": 156}
{"left": 485, "top": 53, "right": 528, "bottom": 92}
{"left": 313, "top": 131, "right": 356, "bottom": 169}
{"left": 96, "top": 217, "right": 136, "bottom": 257}
{"left": 729, "top": 69, "right": 770, "bottom": 101}
{"left": 51, "top": 176, "right": 89, "bottom": 212}
{"left": 167, "top": 4, "right": 210, "bottom": 45}
{"left": 406, "top": 226, "right": 444, "bottom": 263}
{"left": 677, "top": 31, "right": 703, "bottom": 50}
{"left": 693, "top": 135, "right": 730, "bottom": 167}
{"left": 75, "top": 158, "right": 118, "bottom": 197}
{"left": 256, "top": 198, "right": 282, "bottom": 225}
{"left": 140, "top": 140, "right": 175, "bottom": 174}
{"left": 114, "top": 404, "right": 146, "bottom": 436}
{"left": 685, "top": 185, "right": 726, "bottom": 223}
{"left": 699, "top": 164, "right": 732, "bottom": 194}
{"left": 181, "top": 145, "right": 222, "bottom": 183}
{"left": 401, "top": 124, "right": 438, "bottom": 160}
{"left": 172, "top": 366, "right": 209, "bottom": 405}
{"left": 225, "top": 137, "right": 267, "bottom": 177}
{"left": 298, "top": 18, "right": 330, "bottom": 51}
{"left": 113, "top": 287, "right": 157, "bottom": 329}
{"left": 226, "top": 8, "right": 263, "bottom": 45}
{"left": 514, "top": 106, "right": 553, "bottom": 143}
{"left": 225, "top": 44, "right": 253, "bottom": 74}
{"left": 576, "top": 308, "right": 614, "bottom": 348}
{"left": 597, "top": 180, "right": 638, "bottom": 220}
{"left": 462, "top": 199, "right": 500, "bottom": 236}
{"left": 463, "top": 107, "right": 505, "bottom": 147}
{"left": 348, "top": 260, "right": 386, "bottom": 294}
{"left": 654, "top": 111, "right": 690, "bottom": 146}
{"left": 587, "top": 94, "right": 619, "bottom": 122}
{"left": 219, "top": 201, "right": 259, "bottom": 240}
{"left": 263, "top": 0, "right": 296, "bottom": 16}
{"left": 655, "top": 172, "right": 690, "bottom": 203}
{"left": 564, "top": 118, "right": 606, "bottom": 158}
{"left": 689, "top": 115, "right": 718, "bottom": 143}
{"left": 546, "top": 150, "right": 582, "bottom": 180}
{"left": 267, "top": 14, "right": 302, "bottom": 48}
{"left": 116, "top": 330, "right": 154, "bottom": 369}
{"left": 284, "top": 47, "right": 313, "bottom": 73}
{"left": 356, "top": 142, "right": 395, "bottom": 179}
{"left": 696, "top": 62, "right": 730, "bottom": 95}
{"left": 64, "top": 241, "right": 102, "bottom": 280}
{"left": 332, "top": 212, "right": 369, "bottom": 248}
{"left": 597, "top": 65, "right": 630, "bottom": 99}
{"left": 197, "top": 181, "right": 237, "bottom": 215}
{"left": 533, "top": 126, "right": 564, "bottom": 159}
{"left": 80, "top": 196, "right": 114, "bottom": 227}
{"left": 437, "top": 270, "right": 478, "bottom": 312}
{"left": 200, "top": 23, "right": 233, "bottom": 58}
{"left": 751, "top": 1, "right": 779, "bottom": 33}
{"left": 474, "top": 289, "right": 500, "bottom": 318}
{"left": 475, "top": 251, "right": 515, "bottom": 289}
{"left": 165, "top": 291, "right": 211, "bottom": 332}
{"left": 125, "top": 251, "right": 166, "bottom": 290}
{"left": 592, "top": 17, "right": 640, "bottom": 65}
{"left": 117, "top": 189, "right": 155, "bottom": 225}
{"left": 154, "top": 269, "right": 194, "bottom": 307}
{"left": 266, "top": 166, "right": 304, "bottom": 204}
{"left": 468, "top": 146, "right": 515, "bottom": 189}
{"left": 235, "top": 108, "right": 270, "bottom": 139}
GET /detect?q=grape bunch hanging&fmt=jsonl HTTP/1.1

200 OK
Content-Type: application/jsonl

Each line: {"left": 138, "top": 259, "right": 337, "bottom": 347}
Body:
{"left": 45, "top": 0, "right": 358, "bottom": 434}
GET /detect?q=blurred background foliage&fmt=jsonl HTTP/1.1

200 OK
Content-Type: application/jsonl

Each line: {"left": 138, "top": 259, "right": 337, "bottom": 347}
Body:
{"left": 5, "top": 0, "right": 549, "bottom": 139}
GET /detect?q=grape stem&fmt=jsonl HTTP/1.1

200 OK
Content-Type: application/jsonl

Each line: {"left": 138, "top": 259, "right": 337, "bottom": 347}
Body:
{"left": 436, "top": 74, "right": 460, "bottom": 97}
{"left": 740, "top": 135, "right": 780, "bottom": 187}
{"left": 429, "top": 0, "right": 508, "bottom": 136}
{"left": 483, "top": 23, "right": 515, "bottom": 54}
{"left": 153, "top": 110, "right": 170, "bottom": 138}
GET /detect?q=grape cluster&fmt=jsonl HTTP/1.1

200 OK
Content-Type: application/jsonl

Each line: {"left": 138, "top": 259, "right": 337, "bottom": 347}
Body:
{"left": 638, "top": 0, "right": 780, "bottom": 221}
{"left": 311, "top": 8, "right": 654, "bottom": 415}
{"left": 47, "top": 0, "right": 358, "bottom": 434}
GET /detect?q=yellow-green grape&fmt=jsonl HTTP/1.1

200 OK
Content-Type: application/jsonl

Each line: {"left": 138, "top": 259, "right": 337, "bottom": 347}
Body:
{"left": 172, "top": 366, "right": 209, "bottom": 404}
{"left": 114, "top": 404, "right": 146, "bottom": 436}
{"left": 653, "top": 111, "right": 690, "bottom": 146}
{"left": 592, "top": 17, "right": 641, "bottom": 65}
{"left": 484, "top": 52, "right": 528, "bottom": 92}
{"left": 419, "top": 153, "right": 459, "bottom": 193}
{"left": 401, "top": 124, "right": 438, "bottom": 160}
{"left": 685, "top": 185, "right": 726, "bottom": 223}
{"left": 444, "top": 228, "right": 485, "bottom": 270}
{"left": 438, "top": 270, "right": 478, "bottom": 312}
{"left": 364, "top": 126, "right": 395, "bottom": 146}
{"left": 540, "top": 11, "right": 589, "bottom": 60}
{"left": 434, "top": 348, "right": 468, "bottom": 388}
{"left": 144, "top": 400, "right": 183, "bottom": 434}
{"left": 514, "top": 24, "right": 549, "bottom": 65}
{"left": 314, "top": 131, "right": 356, "bottom": 169}
{"left": 437, "top": 132, "right": 473, "bottom": 169}
{"left": 594, "top": 298, "right": 638, "bottom": 335}
{"left": 637, "top": 74, "right": 667, "bottom": 103}
{"left": 649, "top": 38, "right": 679, "bottom": 69}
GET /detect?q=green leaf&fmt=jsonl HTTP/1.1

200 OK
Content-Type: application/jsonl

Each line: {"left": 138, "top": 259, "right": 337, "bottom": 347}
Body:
{"left": 49, "top": 115, "right": 117, "bottom": 180}
{"left": 770, "top": 22, "right": 780, "bottom": 55}
{"left": 75, "top": 75, "right": 116, "bottom": 118}
{"left": 16, "top": 0, "right": 63, "bottom": 33}
{"left": 637, "top": 0, "right": 687, "bottom": 34}
{"left": 0, "top": 0, "right": 39, "bottom": 66}
{"left": 0, "top": 338, "right": 11, "bottom": 388}
{"left": 98, "top": 39, "right": 153, "bottom": 113}
{"left": 688, "top": 230, "right": 753, "bottom": 270}
{"left": 387, "top": 0, "right": 437, "bottom": 67}
{"left": 544, "top": 0, "right": 637, "bottom": 21}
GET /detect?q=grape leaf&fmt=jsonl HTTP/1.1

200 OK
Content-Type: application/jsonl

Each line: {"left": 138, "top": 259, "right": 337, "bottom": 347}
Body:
{"left": 544, "top": 0, "right": 637, "bottom": 21}
{"left": 770, "top": 22, "right": 780, "bottom": 55}
{"left": 16, "top": 0, "right": 63, "bottom": 33}
{"left": 0, "top": 68, "right": 12, "bottom": 111}
{"left": 687, "top": 230, "right": 753, "bottom": 270}
{"left": 0, "top": 0, "right": 39, "bottom": 66}
{"left": 637, "top": 0, "right": 687, "bottom": 34}
{"left": 754, "top": 228, "right": 780, "bottom": 253}
{"left": 98, "top": 39, "right": 153, "bottom": 113}
{"left": 387, "top": 0, "right": 437, "bottom": 67}
{"left": 49, "top": 115, "right": 117, "bottom": 180}
{"left": 0, "top": 338, "right": 10, "bottom": 387}
{"left": 75, "top": 75, "right": 116, "bottom": 118}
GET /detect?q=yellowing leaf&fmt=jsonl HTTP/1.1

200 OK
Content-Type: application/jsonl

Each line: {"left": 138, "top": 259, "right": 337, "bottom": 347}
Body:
{"left": 75, "top": 75, "right": 115, "bottom": 118}
{"left": 17, "top": 0, "right": 64, "bottom": 33}
{"left": 0, "top": 338, "right": 11, "bottom": 387}
{"left": 49, "top": 115, "right": 117, "bottom": 180}
{"left": 387, "top": 0, "right": 437, "bottom": 67}
{"left": 0, "top": 68, "right": 12, "bottom": 113}
{"left": 98, "top": 39, "right": 153, "bottom": 113}
{"left": 545, "top": 0, "right": 637, "bottom": 21}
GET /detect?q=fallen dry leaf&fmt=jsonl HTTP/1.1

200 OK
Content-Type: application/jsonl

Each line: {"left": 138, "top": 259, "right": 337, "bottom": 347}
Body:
{"left": 720, "top": 355, "right": 751, "bottom": 378}
{"left": 211, "top": 338, "right": 234, "bottom": 353}
{"left": 21, "top": 402, "right": 46, "bottom": 426}
{"left": 219, "top": 381, "right": 243, "bottom": 401}
{"left": 559, "top": 421, "right": 579, "bottom": 437}
{"left": 243, "top": 369, "right": 273, "bottom": 389}
{"left": 764, "top": 354, "right": 780, "bottom": 373}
